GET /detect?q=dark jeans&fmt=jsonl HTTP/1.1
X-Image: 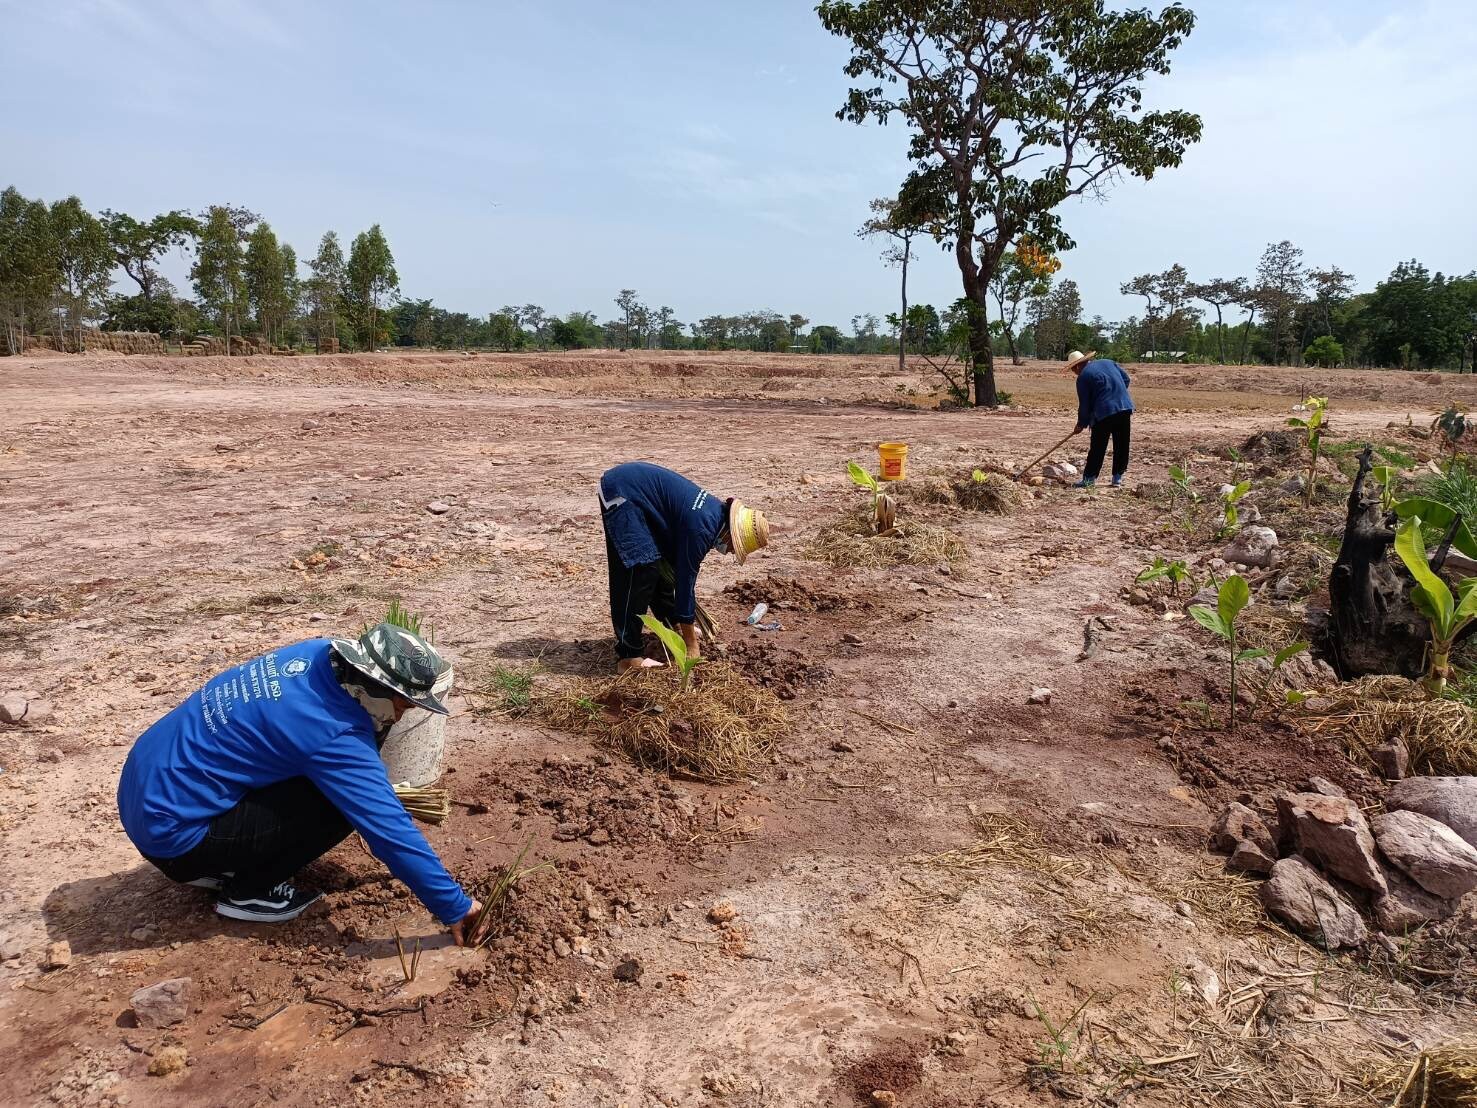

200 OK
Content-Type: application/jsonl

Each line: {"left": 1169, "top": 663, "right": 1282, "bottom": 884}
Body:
{"left": 605, "top": 532, "right": 676, "bottom": 659}
{"left": 1084, "top": 411, "right": 1132, "bottom": 481}
{"left": 144, "top": 776, "right": 351, "bottom": 898}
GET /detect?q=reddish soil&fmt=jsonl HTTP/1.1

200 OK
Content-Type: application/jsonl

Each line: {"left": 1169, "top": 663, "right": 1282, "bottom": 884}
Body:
{"left": 1, "top": 349, "right": 1472, "bottom": 1107}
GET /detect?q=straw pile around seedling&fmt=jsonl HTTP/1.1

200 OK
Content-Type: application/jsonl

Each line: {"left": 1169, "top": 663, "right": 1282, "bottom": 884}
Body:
{"left": 537, "top": 662, "right": 787, "bottom": 783}
{"left": 393, "top": 784, "right": 450, "bottom": 825}
{"left": 894, "top": 474, "right": 958, "bottom": 506}
{"left": 1303, "top": 676, "right": 1477, "bottom": 776}
{"left": 953, "top": 471, "right": 1024, "bottom": 513}
{"left": 804, "top": 506, "right": 967, "bottom": 569}
{"left": 1366, "top": 1045, "right": 1477, "bottom": 1108}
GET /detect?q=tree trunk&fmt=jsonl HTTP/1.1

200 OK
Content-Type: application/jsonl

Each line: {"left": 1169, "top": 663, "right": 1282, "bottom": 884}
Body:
{"left": 969, "top": 292, "right": 996, "bottom": 407}
{"left": 1005, "top": 327, "right": 1021, "bottom": 365}
{"left": 1239, "top": 308, "right": 1256, "bottom": 365}
{"left": 898, "top": 247, "right": 908, "bottom": 374}
{"left": 1214, "top": 305, "right": 1225, "bottom": 363}
{"left": 1328, "top": 446, "right": 1454, "bottom": 679}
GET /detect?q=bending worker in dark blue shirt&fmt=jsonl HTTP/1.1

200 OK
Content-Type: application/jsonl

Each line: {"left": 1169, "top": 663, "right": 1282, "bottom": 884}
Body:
{"left": 117, "top": 622, "right": 485, "bottom": 940}
{"left": 1068, "top": 349, "right": 1135, "bottom": 488}
{"left": 599, "top": 462, "right": 770, "bottom": 671}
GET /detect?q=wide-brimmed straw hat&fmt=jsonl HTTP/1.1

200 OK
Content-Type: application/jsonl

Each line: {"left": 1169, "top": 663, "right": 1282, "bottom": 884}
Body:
{"left": 727, "top": 499, "right": 770, "bottom": 565}
{"left": 331, "top": 622, "right": 451, "bottom": 715}
{"left": 1064, "top": 350, "right": 1096, "bottom": 372}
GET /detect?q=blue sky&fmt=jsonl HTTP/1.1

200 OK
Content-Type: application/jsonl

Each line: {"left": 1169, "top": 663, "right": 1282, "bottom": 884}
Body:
{"left": 2, "top": 0, "right": 1473, "bottom": 330}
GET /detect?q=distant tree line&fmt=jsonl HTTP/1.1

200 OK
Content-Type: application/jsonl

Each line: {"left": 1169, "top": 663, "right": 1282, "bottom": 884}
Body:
{"left": 3, "top": 185, "right": 1473, "bottom": 370}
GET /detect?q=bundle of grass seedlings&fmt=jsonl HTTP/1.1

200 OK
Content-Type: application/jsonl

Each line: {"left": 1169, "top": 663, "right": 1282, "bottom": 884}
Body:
{"left": 1302, "top": 676, "right": 1477, "bottom": 776}
{"left": 538, "top": 662, "right": 787, "bottom": 783}
{"left": 1366, "top": 1044, "right": 1477, "bottom": 1108}
{"left": 393, "top": 783, "right": 451, "bottom": 825}
{"left": 803, "top": 505, "right": 967, "bottom": 570}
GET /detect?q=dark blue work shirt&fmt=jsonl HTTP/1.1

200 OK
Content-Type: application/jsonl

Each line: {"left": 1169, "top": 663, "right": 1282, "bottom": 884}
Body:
{"left": 1076, "top": 359, "right": 1134, "bottom": 428}
{"left": 599, "top": 462, "right": 726, "bottom": 625}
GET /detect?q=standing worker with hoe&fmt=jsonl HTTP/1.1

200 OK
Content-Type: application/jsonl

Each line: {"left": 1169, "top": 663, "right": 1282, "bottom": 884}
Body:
{"left": 117, "top": 623, "right": 488, "bottom": 944}
{"left": 599, "top": 461, "right": 770, "bottom": 671}
{"left": 1067, "top": 350, "right": 1135, "bottom": 488}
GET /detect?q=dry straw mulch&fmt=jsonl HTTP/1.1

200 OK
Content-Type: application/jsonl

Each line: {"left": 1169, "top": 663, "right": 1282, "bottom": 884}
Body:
{"left": 895, "top": 469, "right": 1025, "bottom": 514}
{"left": 804, "top": 506, "right": 967, "bottom": 569}
{"left": 1303, "top": 675, "right": 1477, "bottom": 777}
{"left": 537, "top": 662, "right": 787, "bottom": 783}
{"left": 1365, "top": 1045, "right": 1477, "bottom": 1108}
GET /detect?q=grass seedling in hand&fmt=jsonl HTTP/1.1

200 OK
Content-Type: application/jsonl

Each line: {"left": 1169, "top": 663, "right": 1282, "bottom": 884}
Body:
{"left": 1393, "top": 516, "right": 1477, "bottom": 697}
{"left": 1287, "top": 395, "right": 1328, "bottom": 507}
{"left": 470, "top": 838, "right": 553, "bottom": 948}
{"left": 1189, "top": 574, "right": 1256, "bottom": 731}
{"left": 641, "top": 614, "right": 703, "bottom": 692}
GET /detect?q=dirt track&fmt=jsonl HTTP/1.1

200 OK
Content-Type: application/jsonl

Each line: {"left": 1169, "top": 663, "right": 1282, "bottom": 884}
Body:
{"left": 1, "top": 351, "right": 1472, "bottom": 1106}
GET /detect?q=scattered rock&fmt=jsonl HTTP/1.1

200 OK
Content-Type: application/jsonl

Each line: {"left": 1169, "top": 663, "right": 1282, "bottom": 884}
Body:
{"left": 1280, "top": 475, "right": 1306, "bottom": 495}
{"left": 707, "top": 902, "right": 739, "bottom": 924}
{"left": 426, "top": 501, "right": 451, "bottom": 515}
{"left": 43, "top": 940, "right": 71, "bottom": 970}
{"left": 1373, "top": 864, "right": 1458, "bottom": 934}
{"left": 1222, "top": 525, "right": 1280, "bottom": 568}
{"left": 23, "top": 699, "right": 52, "bottom": 723}
{"left": 586, "top": 826, "right": 612, "bottom": 846}
{"left": 1186, "top": 585, "right": 1220, "bottom": 610}
{"left": 1275, "top": 792, "right": 1386, "bottom": 895}
{"left": 1372, "top": 810, "right": 1477, "bottom": 900}
{"left": 831, "top": 739, "right": 856, "bottom": 753}
{"left": 1227, "top": 839, "right": 1276, "bottom": 877}
{"left": 1210, "top": 802, "right": 1277, "bottom": 858}
{"left": 38, "top": 748, "right": 64, "bottom": 763}
{"left": 871, "top": 1092, "right": 898, "bottom": 1107}
{"left": 842, "top": 633, "right": 865, "bottom": 646}
{"left": 613, "top": 958, "right": 643, "bottom": 983}
{"left": 1386, "top": 777, "right": 1477, "bottom": 850}
{"left": 147, "top": 1046, "right": 188, "bottom": 1077}
{"left": 300, "top": 418, "right": 320, "bottom": 430}
{"left": 1027, "top": 687, "right": 1053, "bottom": 706}
{"left": 0, "top": 695, "right": 27, "bottom": 724}
{"left": 1304, "top": 776, "right": 1345, "bottom": 798}
{"left": 130, "top": 977, "right": 192, "bottom": 1029}
{"left": 1260, "top": 856, "right": 1367, "bottom": 950}
{"left": 1371, "top": 740, "right": 1410, "bottom": 781}
{"left": 1272, "top": 576, "right": 1299, "bottom": 600}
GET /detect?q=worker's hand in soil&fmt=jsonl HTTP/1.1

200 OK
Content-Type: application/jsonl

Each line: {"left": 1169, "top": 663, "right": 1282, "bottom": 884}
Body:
{"left": 679, "top": 622, "right": 701, "bottom": 658}
{"left": 618, "top": 657, "right": 665, "bottom": 672}
{"left": 450, "top": 899, "right": 486, "bottom": 947}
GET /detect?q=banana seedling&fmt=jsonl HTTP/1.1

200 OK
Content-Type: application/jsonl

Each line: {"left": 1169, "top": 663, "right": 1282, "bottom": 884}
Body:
{"left": 641, "top": 614, "right": 703, "bottom": 692}
{"left": 1287, "top": 395, "right": 1328, "bottom": 507}
{"left": 1393, "top": 516, "right": 1477, "bottom": 696}
{"left": 1372, "top": 465, "right": 1399, "bottom": 513}
{"left": 848, "top": 460, "right": 897, "bottom": 534}
{"left": 1189, "top": 575, "right": 1256, "bottom": 731}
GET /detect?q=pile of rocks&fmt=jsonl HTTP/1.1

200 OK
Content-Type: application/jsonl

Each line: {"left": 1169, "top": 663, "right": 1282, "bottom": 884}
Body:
{"left": 1210, "top": 776, "right": 1477, "bottom": 950}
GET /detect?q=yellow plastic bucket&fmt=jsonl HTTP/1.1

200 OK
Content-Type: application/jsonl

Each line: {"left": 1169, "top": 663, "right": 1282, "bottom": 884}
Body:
{"left": 878, "top": 442, "right": 909, "bottom": 481}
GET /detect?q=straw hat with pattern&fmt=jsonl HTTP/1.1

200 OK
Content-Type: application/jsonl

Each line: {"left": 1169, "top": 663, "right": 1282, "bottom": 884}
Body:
{"left": 331, "top": 622, "right": 452, "bottom": 716}
{"left": 727, "top": 499, "right": 770, "bottom": 565}
{"left": 1065, "top": 350, "right": 1096, "bottom": 373}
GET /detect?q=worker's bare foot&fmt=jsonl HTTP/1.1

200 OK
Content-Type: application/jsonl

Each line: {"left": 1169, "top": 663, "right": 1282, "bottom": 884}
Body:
{"left": 617, "top": 657, "right": 665, "bottom": 672}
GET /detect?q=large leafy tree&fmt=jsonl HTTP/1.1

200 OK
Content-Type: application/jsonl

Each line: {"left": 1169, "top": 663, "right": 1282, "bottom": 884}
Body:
{"left": 306, "top": 231, "right": 346, "bottom": 350}
{"left": 99, "top": 209, "right": 197, "bottom": 302}
{"left": 0, "top": 187, "right": 59, "bottom": 355}
{"left": 346, "top": 224, "right": 398, "bottom": 351}
{"left": 191, "top": 205, "right": 248, "bottom": 352}
{"left": 1186, "top": 276, "right": 1246, "bottom": 363}
{"left": 244, "top": 223, "right": 298, "bottom": 346}
{"left": 49, "top": 197, "right": 114, "bottom": 351}
{"left": 819, "top": 0, "right": 1201, "bottom": 406}
{"left": 1252, "top": 239, "right": 1305, "bottom": 365}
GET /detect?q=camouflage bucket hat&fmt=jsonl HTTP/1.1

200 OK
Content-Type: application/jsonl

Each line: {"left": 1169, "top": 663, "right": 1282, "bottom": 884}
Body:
{"left": 330, "top": 622, "right": 452, "bottom": 716}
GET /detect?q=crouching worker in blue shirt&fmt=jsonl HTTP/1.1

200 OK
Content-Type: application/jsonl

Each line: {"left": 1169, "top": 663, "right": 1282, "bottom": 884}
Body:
{"left": 117, "top": 623, "right": 486, "bottom": 942}
{"left": 1068, "top": 349, "right": 1135, "bottom": 488}
{"left": 599, "top": 461, "right": 770, "bottom": 672}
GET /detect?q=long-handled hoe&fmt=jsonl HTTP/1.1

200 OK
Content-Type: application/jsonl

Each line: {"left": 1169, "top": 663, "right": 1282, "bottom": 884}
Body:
{"left": 1012, "top": 429, "right": 1077, "bottom": 481}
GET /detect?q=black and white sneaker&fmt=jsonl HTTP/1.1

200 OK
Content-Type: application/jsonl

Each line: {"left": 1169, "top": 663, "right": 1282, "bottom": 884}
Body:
{"left": 215, "top": 882, "right": 322, "bottom": 922}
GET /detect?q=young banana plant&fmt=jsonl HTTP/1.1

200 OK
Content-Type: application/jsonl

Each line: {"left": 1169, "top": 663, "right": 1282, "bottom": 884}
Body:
{"left": 1393, "top": 516, "right": 1477, "bottom": 696}
{"left": 640, "top": 614, "right": 703, "bottom": 692}
{"left": 848, "top": 460, "right": 896, "bottom": 534}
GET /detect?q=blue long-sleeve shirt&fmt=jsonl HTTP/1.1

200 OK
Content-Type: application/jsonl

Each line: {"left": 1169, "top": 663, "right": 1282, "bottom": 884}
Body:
{"left": 1076, "top": 359, "right": 1134, "bottom": 428}
{"left": 599, "top": 462, "right": 726, "bottom": 624}
{"left": 117, "top": 639, "right": 472, "bottom": 924}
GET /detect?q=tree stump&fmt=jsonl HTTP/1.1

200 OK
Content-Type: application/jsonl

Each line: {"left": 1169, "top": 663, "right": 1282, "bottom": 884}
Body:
{"left": 1327, "top": 446, "right": 1430, "bottom": 679}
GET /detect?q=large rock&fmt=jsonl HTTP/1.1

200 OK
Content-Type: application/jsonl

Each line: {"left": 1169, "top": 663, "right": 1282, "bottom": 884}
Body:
{"left": 1275, "top": 792, "right": 1386, "bottom": 895}
{"left": 1260, "top": 856, "right": 1367, "bottom": 950}
{"left": 1227, "top": 839, "right": 1276, "bottom": 877}
{"left": 0, "top": 695, "right": 27, "bottom": 724}
{"left": 1222, "top": 526, "right": 1280, "bottom": 568}
{"left": 1210, "top": 802, "right": 1277, "bottom": 858}
{"left": 1371, "top": 740, "right": 1410, "bottom": 781}
{"left": 130, "top": 977, "right": 192, "bottom": 1029}
{"left": 1373, "top": 863, "right": 1458, "bottom": 935}
{"left": 1386, "top": 777, "right": 1477, "bottom": 851}
{"left": 1372, "top": 810, "right": 1477, "bottom": 900}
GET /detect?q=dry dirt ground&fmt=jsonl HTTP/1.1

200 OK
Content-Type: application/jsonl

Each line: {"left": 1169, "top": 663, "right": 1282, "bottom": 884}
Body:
{"left": 2, "top": 350, "right": 1475, "bottom": 1107}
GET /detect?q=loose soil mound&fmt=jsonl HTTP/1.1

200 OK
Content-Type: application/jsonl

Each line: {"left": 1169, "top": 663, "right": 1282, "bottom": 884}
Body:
{"left": 804, "top": 507, "right": 967, "bottom": 569}
{"left": 1240, "top": 429, "right": 1304, "bottom": 460}
{"left": 537, "top": 663, "right": 787, "bottom": 782}
{"left": 722, "top": 639, "right": 833, "bottom": 700}
{"left": 723, "top": 575, "right": 871, "bottom": 613}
